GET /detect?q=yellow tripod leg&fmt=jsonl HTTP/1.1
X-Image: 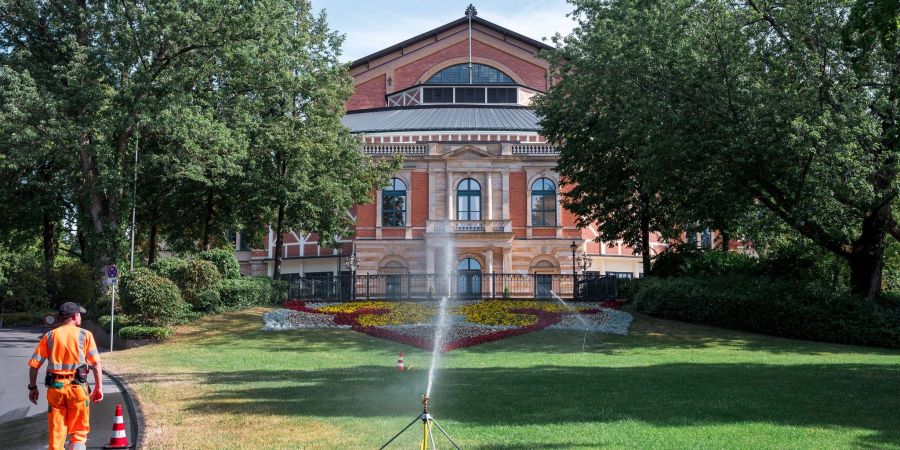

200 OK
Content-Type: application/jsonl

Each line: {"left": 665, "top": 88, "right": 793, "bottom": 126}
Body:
{"left": 421, "top": 418, "right": 429, "bottom": 450}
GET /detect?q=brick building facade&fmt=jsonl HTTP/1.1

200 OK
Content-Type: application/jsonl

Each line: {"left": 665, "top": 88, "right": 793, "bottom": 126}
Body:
{"left": 238, "top": 10, "right": 673, "bottom": 291}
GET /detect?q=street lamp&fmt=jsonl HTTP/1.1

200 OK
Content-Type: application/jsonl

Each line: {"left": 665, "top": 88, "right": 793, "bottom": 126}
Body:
{"left": 578, "top": 252, "right": 592, "bottom": 275}
{"left": 344, "top": 250, "right": 358, "bottom": 300}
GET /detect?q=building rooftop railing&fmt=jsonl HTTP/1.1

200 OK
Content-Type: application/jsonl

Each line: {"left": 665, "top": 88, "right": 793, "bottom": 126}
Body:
{"left": 361, "top": 144, "right": 428, "bottom": 155}
{"left": 511, "top": 144, "right": 558, "bottom": 154}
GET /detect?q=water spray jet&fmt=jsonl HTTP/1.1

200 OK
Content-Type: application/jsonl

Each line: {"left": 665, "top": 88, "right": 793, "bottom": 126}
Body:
{"left": 380, "top": 235, "right": 460, "bottom": 449}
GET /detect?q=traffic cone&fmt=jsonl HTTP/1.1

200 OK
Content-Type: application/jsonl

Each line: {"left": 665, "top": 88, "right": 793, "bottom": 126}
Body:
{"left": 396, "top": 352, "right": 405, "bottom": 371}
{"left": 104, "top": 404, "right": 129, "bottom": 448}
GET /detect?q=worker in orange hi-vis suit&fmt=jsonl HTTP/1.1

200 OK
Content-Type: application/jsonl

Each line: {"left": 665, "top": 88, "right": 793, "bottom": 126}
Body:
{"left": 27, "top": 302, "right": 104, "bottom": 450}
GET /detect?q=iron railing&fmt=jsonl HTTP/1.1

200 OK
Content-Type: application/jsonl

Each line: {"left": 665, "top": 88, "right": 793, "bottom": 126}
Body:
{"left": 283, "top": 273, "right": 618, "bottom": 301}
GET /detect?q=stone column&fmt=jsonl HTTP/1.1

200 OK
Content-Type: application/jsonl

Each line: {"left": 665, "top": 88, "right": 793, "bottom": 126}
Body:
{"left": 502, "top": 248, "right": 512, "bottom": 273}
{"left": 501, "top": 171, "right": 510, "bottom": 221}
{"left": 426, "top": 246, "right": 435, "bottom": 274}
{"left": 486, "top": 171, "right": 494, "bottom": 221}
{"left": 446, "top": 169, "right": 454, "bottom": 222}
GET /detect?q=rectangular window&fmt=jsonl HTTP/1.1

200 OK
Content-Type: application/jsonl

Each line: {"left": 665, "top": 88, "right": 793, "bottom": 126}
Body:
{"left": 606, "top": 271, "right": 633, "bottom": 279}
{"left": 454, "top": 87, "right": 485, "bottom": 103}
{"left": 382, "top": 193, "right": 406, "bottom": 227}
{"left": 487, "top": 88, "right": 517, "bottom": 103}
{"left": 422, "top": 87, "right": 454, "bottom": 103}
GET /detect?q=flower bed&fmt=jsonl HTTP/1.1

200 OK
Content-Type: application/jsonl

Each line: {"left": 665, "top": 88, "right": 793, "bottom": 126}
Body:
{"left": 276, "top": 299, "right": 632, "bottom": 351}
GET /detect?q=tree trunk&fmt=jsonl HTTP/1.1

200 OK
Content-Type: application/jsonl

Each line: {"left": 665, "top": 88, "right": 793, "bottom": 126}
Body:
{"left": 640, "top": 212, "right": 651, "bottom": 276}
{"left": 848, "top": 208, "right": 889, "bottom": 300}
{"left": 202, "top": 190, "right": 214, "bottom": 250}
{"left": 719, "top": 230, "right": 730, "bottom": 253}
{"left": 42, "top": 211, "right": 56, "bottom": 300}
{"left": 148, "top": 222, "right": 158, "bottom": 265}
{"left": 272, "top": 202, "right": 286, "bottom": 280}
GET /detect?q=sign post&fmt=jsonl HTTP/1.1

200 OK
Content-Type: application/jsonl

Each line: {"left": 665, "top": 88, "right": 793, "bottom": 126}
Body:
{"left": 106, "top": 265, "right": 118, "bottom": 352}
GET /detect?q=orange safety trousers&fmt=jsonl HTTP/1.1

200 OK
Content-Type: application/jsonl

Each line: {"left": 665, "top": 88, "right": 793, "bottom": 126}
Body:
{"left": 47, "top": 379, "right": 90, "bottom": 450}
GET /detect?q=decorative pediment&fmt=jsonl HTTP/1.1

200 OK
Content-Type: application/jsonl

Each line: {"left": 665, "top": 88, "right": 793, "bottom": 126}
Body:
{"left": 442, "top": 145, "right": 495, "bottom": 159}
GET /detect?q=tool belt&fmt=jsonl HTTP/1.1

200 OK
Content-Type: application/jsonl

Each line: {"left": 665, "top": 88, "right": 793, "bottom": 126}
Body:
{"left": 44, "top": 365, "right": 91, "bottom": 390}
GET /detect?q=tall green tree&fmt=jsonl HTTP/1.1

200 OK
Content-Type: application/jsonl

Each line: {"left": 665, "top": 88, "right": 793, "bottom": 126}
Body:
{"left": 242, "top": 4, "right": 394, "bottom": 279}
{"left": 542, "top": 0, "right": 899, "bottom": 299}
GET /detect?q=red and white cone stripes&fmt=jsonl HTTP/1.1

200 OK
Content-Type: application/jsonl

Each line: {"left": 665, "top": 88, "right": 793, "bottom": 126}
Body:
{"left": 104, "top": 403, "right": 129, "bottom": 449}
{"left": 396, "top": 352, "right": 405, "bottom": 371}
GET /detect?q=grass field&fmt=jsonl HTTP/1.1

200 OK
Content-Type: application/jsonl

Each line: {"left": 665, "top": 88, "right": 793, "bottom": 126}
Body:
{"left": 106, "top": 307, "right": 900, "bottom": 449}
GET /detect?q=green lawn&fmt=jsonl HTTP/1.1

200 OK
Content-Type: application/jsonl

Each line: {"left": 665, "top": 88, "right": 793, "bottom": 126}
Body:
{"left": 107, "top": 308, "right": 900, "bottom": 449}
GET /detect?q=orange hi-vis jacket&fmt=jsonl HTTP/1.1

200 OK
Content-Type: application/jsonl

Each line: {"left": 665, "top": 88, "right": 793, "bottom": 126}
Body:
{"left": 29, "top": 324, "right": 100, "bottom": 375}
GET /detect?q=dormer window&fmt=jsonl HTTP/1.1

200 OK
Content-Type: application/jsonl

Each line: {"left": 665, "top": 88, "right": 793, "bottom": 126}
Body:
{"left": 386, "top": 63, "right": 530, "bottom": 107}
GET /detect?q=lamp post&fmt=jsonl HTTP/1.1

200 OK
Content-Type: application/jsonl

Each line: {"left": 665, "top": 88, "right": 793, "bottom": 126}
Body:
{"left": 344, "top": 250, "right": 358, "bottom": 300}
{"left": 570, "top": 241, "right": 578, "bottom": 299}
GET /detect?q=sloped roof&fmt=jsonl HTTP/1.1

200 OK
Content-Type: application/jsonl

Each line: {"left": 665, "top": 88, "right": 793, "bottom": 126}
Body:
{"left": 350, "top": 16, "right": 554, "bottom": 70}
{"left": 341, "top": 106, "right": 541, "bottom": 133}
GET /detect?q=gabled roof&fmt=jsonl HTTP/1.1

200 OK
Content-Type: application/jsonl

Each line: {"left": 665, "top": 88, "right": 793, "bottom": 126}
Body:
{"left": 341, "top": 105, "right": 541, "bottom": 133}
{"left": 350, "top": 16, "right": 554, "bottom": 70}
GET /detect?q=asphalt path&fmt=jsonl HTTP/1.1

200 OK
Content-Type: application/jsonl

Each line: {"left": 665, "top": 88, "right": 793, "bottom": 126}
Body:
{"left": 0, "top": 326, "right": 136, "bottom": 449}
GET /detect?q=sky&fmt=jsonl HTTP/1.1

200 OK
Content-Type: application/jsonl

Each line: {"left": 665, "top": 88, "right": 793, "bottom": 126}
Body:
{"left": 309, "top": 0, "right": 578, "bottom": 62}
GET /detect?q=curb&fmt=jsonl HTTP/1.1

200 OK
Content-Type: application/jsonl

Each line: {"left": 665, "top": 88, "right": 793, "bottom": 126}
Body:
{"left": 104, "top": 369, "right": 144, "bottom": 450}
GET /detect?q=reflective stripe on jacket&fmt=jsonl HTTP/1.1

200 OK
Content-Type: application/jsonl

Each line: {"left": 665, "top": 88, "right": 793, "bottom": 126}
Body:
{"left": 29, "top": 324, "right": 100, "bottom": 375}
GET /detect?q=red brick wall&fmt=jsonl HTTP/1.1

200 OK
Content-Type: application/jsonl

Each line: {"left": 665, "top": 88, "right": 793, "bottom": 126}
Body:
{"left": 532, "top": 228, "right": 555, "bottom": 237}
{"left": 392, "top": 40, "right": 547, "bottom": 92}
{"left": 346, "top": 75, "right": 386, "bottom": 111}
{"left": 382, "top": 229, "right": 405, "bottom": 238}
{"left": 509, "top": 171, "right": 527, "bottom": 238}
{"left": 411, "top": 171, "right": 429, "bottom": 227}
{"left": 355, "top": 192, "right": 377, "bottom": 238}
{"left": 559, "top": 181, "right": 579, "bottom": 228}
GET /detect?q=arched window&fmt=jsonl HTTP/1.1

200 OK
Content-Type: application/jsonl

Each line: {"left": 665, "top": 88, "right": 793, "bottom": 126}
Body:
{"left": 458, "top": 258, "right": 482, "bottom": 271}
{"left": 457, "top": 178, "right": 481, "bottom": 221}
{"left": 382, "top": 178, "right": 406, "bottom": 227}
{"left": 425, "top": 64, "right": 515, "bottom": 85}
{"left": 531, "top": 178, "right": 557, "bottom": 227}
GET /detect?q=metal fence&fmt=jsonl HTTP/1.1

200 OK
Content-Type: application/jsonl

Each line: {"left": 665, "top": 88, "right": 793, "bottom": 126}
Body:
{"left": 283, "top": 273, "right": 618, "bottom": 301}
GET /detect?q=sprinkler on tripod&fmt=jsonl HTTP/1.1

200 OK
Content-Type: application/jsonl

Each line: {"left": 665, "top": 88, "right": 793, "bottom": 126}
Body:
{"left": 379, "top": 394, "right": 460, "bottom": 450}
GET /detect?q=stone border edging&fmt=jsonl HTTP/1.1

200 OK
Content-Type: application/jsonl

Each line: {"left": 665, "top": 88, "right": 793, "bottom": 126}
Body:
{"left": 104, "top": 369, "right": 144, "bottom": 450}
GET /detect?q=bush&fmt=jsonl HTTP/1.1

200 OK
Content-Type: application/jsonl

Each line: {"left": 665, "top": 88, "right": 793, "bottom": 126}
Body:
{"left": 220, "top": 278, "right": 272, "bottom": 310}
{"left": 0, "top": 250, "right": 50, "bottom": 313}
{"left": 97, "top": 314, "right": 137, "bottom": 330}
{"left": 650, "top": 245, "right": 756, "bottom": 278}
{"left": 150, "top": 257, "right": 188, "bottom": 282}
{"left": 192, "top": 289, "right": 222, "bottom": 312}
{"left": 120, "top": 268, "right": 188, "bottom": 326}
{"left": 271, "top": 279, "right": 288, "bottom": 304}
{"left": 197, "top": 248, "right": 240, "bottom": 279}
{"left": 180, "top": 260, "right": 222, "bottom": 308}
{"left": 117, "top": 325, "right": 172, "bottom": 340}
{"left": 51, "top": 257, "right": 93, "bottom": 307}
{"left": 1, "top": 311, "right": 50, "bottom": 326}
{"left": 634, "top": 276, "right": 900, "bottom": 348}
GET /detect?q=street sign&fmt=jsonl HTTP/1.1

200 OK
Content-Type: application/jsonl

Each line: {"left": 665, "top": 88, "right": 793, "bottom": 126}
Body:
{"left": 107, "top": 265, "right": 118, "bottom": 279}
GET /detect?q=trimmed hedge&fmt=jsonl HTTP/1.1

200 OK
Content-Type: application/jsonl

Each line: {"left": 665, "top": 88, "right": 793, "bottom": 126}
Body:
{"left": 197, "top": 248, "right": 240, "bottom": 279}
{"left": 635, "top": 276, "right": 900, "bottom": 348}
{"left": 219, "top": 277, "right": 284, "bottom": 311}
{"left": 120, "top": 268, "right": 188, "bottom": 327}
{"left": 118, "top": 325, "right": 172, "bottom": 340}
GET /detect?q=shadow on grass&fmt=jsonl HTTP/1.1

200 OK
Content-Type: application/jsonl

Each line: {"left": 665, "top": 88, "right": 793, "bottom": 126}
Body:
{"left": 125, "top": 362, "right": 900, "bottom": 448}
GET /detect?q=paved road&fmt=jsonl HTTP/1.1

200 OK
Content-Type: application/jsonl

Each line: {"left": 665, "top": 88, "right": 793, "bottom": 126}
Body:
{"left": 0, "top": 327, "right": 135, "bottom": 449}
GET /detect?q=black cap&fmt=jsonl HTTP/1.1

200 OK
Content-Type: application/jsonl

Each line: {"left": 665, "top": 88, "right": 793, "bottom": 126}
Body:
{"left": 58, "top": 302, "right": 87, "bottom": 317}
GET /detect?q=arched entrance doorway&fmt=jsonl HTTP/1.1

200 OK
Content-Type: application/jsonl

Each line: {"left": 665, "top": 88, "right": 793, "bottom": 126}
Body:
{"left": 457, "top": 257, "right": 481, "bottom": 298}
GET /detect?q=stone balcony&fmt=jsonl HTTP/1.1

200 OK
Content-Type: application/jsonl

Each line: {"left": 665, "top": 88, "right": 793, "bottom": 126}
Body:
{"left": 426, "top": 219, "right": 511, "bottom": 233}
